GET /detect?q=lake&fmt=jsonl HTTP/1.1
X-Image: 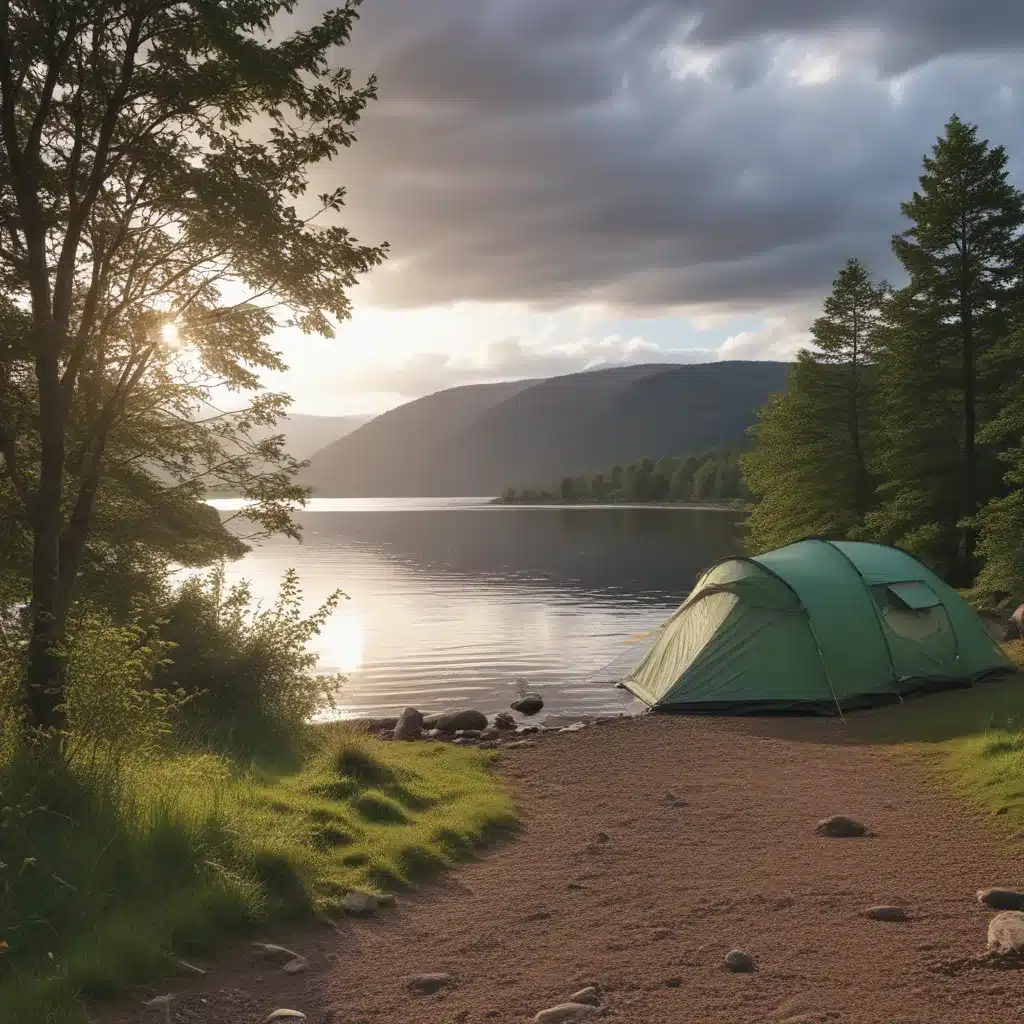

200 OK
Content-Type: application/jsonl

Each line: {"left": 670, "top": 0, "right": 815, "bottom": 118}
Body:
{"left": 207, "top": 498, "right": 743, "bottom": 722}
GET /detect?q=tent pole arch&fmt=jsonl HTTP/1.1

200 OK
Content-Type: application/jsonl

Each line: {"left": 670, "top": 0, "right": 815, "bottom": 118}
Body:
{"left": 681, "top": 553, "right": 847, "bottom": 718}
{"left": 807, "top": 538, "right": 900, "bottom": 688}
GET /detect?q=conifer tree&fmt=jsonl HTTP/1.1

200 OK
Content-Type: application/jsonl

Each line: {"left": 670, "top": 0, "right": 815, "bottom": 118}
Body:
{"left": 743, "top": 258, "right": 884, "bottom": 552}
{"left": 867, "top": 116, "right": 1024, "bottom": 582}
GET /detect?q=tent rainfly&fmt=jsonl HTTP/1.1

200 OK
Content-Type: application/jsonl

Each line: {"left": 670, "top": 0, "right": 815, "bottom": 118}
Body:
{"left": 622, "top": 538, "right": 1011, "bottom": 714}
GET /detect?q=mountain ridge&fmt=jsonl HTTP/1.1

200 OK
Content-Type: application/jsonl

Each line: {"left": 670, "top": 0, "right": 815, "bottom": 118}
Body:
{"left": 301, "top": 361, "right": 790, "bottom": 496}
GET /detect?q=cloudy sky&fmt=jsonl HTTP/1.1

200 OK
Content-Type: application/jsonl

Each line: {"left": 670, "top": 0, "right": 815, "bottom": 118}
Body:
{"left": 264, "top": 0, "right": 1024, "bottom": 416}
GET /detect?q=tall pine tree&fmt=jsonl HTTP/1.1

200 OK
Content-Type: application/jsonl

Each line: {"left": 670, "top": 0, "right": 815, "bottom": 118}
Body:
{"left": 867, "top": 116, "right": 1024, "bottom": 583}
{"left": 743, "top": 258, "right": 884, "bottom": 552}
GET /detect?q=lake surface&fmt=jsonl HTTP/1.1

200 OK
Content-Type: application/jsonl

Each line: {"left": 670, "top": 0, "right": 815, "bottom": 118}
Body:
{"left": 207, "top": 498, "right": 743, "bottom": 721}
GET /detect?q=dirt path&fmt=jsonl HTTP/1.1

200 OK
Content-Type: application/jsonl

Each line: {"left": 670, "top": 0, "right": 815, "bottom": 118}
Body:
{"left": 116, "top": 716, "right": 1024, "bottom": 1023}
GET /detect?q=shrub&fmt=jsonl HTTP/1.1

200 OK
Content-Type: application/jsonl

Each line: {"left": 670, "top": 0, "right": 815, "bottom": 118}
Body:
{"left": 156, "top": 565, "right": 345, "bottom": 756}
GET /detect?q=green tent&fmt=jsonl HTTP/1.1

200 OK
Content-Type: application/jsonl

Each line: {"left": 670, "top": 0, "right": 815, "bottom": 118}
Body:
{"left": 622, "top": 538, "right": 1011, "bottom": 713}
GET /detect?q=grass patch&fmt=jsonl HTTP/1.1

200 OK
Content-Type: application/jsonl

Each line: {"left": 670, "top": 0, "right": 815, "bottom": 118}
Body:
{"left": 0, "top": 728, "right": 516, "bottom": 1023}
{"left": 833, "top": 655, "right": 1024, "bottom": 840}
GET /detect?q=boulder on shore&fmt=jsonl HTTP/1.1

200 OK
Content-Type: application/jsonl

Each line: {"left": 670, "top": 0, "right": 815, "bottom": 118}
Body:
{"left": 352, "top": 716, "right": 397, "bottom": 733}
{"left": 427, "top": 709, "right": 488, "bottom": 734}
{"left": 393, "top": 707, "right": 424, "bottom": 741}
{"left": 987, "top": 911, "right": 1024, "bottom": 954}
{"left": 512, "top": 693, "right": 544, "bottom": 715}
{"left": 493, "top": 711, "right": 517, "bottom": 731}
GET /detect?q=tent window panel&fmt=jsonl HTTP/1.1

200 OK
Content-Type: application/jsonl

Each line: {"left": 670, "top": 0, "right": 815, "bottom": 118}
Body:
{"left": 871, "top": 585, "right": 958, "bottom": 679}
{"left": 886, "top": 581, "right": 942, "bottom": 610}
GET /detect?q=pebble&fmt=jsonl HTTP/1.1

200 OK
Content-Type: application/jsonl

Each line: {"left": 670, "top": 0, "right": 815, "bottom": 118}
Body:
{"left": 987, "top": 911, "right": 1024, "bottom": 953}
{"left": 342, "top": 890, "right": 378, "bottom": 916}
{"left": 724, "top": 949, "right": 756, "bottom": 973}
{"left": 533, "top": 1003, "right": 600, "bottom": 1023}
{"left": 814, "top": 815, "right": 868, "bottom": 838}
{"left": 407, "top": 972, "right": 454, "bottom": 994}
{"left": 282, "top": 957, "right": 309, "bottom": 975}
{"left": 977, "top": 888, "right": 1024, "bottom": 911}
{"left": 864, "top": 906, "right": 909, "bottom": 922}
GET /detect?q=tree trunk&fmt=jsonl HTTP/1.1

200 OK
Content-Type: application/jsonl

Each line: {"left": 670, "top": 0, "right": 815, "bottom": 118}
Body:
{"left": 23, "top": 324, "right": 67, "bottom": 733}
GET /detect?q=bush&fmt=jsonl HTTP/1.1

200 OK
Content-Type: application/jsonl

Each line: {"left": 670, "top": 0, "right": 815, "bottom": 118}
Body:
{"left": 156, "top": 565, "right": 345, "bottom": 756}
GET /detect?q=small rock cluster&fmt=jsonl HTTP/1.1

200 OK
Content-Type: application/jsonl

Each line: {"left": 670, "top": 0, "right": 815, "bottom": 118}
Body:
{"left": 532, "top": 985, "right": 604, "bottom": 1022}
{"left": 351, "top": 694, "right": 633, "bottom": 750}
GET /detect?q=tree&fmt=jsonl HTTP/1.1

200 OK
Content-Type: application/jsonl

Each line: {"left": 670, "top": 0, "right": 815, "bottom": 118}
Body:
{"left": 743, "top": 258, "right": 885, "bottom": 552}
{"left": 0, "top": 1, "right": 387, "bottom": 731}
{"left": 866, "top": 115, "right": 1024, "bottom": 582}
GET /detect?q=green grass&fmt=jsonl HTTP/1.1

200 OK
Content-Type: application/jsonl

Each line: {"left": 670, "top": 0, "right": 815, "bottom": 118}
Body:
{"left": 0, "top": 727, "right": 516, "bottom": 1023}
{"left": 826, "top": 646, "right": 1024, "bottom": 841}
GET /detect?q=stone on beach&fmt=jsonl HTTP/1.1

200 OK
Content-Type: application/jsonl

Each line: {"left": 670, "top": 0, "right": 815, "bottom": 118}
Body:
{"left": 511, "top": 693, "right": 545, "bottom": 715}
{"left": 814, "top": 814, "right": 868, "bottom": 838}
{"left": 407, "top": 972, "right": 454, "bottom": 994}
{"left": 393, "top": 707, "right": 424, "bottom": 741}
{"left": 987, "top": 911, "right": 1024, "bottom": 954}
{"left": 427, "top": 709, "right": 489, "bottom": 733}
{"left": 977, "top": 888, "right": 1024, "bottom": 911}
{"left": 533, "top": 1003, "right": 600, "bottom": 1023}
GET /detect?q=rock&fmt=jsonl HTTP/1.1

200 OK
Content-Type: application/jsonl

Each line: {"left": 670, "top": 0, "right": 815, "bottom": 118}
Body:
{"left": 664, "top": 976, "right": 682, "bottom": 988}
{"left": 453, "top": 737, "right": 474, "bottom": 746}
{"left": 519, "top": 725, "right": 540, "bottom": 735}
{"left": 253, "top": 942, "right": 302, "bottom": 964}
{"left": 481, "top": 726, "right": 501, "bottom": 740}
{"left": 978, "top": 888, "right": 1024, "bottom": 911}
{"left": 864, "top": 905, "right": 909, "bottom": 922}
{"left": 265, "top": 1013, "right": 307, "bottom": 1023}
{"left": 505, "top": 740, "right": 536, "bottom": 749}
{"left": 459, "top": 729, "right": 483, "bottom": 740}
{"left": 393, "top": 707, "right": 424, "bottom": 741}
{"left": 342, "top": 891, "right": 377, "bottom": 916}
{"left": 533, "top": 1003, "right": 600, "bottom": 1023}
{"left": 478, "top": 740, "right": 500, "bottom": 750}
{"left": 431, "top": 709, "right": 488, "bottom": 733}
{"left": 282, "top": 957, "right": 309, "bottom": 975}
{"left": 568, "top": 986, "right": 602, "bottom": 1006}
{"left": 987, "top": 911, "right": 1024, "bottom": 953}
{"left": 376, "top": 892, "right": 397, "bottom": 908}
{"left": 814, "top": 815, "right": 868, "bottom": 838}
{"left": 352, "top": 716, "right": 397, "bottom": 732}
{"left": 144, "top": 995, "right": 174, "bottom": 1016}
{"left": 407, "top": 972, "right": 454, "bottom": 994}
{"left": 724, "top": 949, "right": 755, "bottom": 973}
{"left": 511, "top": 693, "right": 544, "bottom": 715}
{"left": 494, "top": 712, "right": 517, "bottom": 731}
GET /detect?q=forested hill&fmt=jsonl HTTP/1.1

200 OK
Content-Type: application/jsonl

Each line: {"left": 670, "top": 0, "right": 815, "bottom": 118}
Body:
{"left": 301, "top": 361, "right": 789, "bottom": 497}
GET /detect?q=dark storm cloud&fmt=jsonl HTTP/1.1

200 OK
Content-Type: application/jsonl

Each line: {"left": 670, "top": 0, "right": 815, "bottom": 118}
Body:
{"left": 313, "top": 0, "right": 1024, "bottom": 313}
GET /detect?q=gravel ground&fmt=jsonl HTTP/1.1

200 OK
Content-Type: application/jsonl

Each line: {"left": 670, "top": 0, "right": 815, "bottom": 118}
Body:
{"left": 107, "top": 714, "right": 1024, "bottom": 1024}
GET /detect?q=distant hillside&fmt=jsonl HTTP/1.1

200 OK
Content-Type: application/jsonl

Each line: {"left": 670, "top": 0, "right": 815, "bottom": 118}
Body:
{"left": 267, "top": 413, "right": 370, "bottom": 461}
{"left": 301, "top": 361, "right": 789, "bottom": 497}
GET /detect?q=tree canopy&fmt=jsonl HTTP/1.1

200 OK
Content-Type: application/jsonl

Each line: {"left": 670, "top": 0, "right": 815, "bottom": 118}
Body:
{"left": 0, "top": 0, "right": 386, "bottom": 730}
